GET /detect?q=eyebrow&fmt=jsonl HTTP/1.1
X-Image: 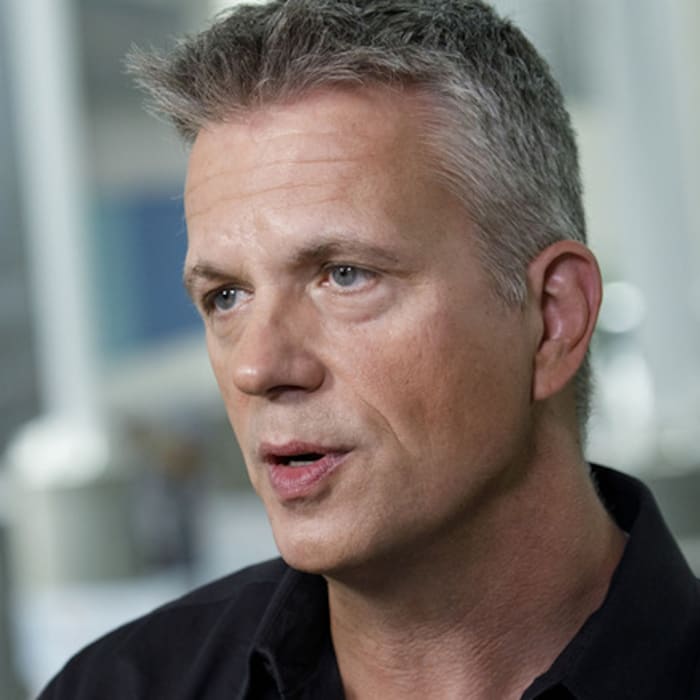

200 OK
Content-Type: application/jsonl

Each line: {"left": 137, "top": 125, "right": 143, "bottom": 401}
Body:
{"left": 183, "top": 262, "right": 236, "bottom": 300}
{"left": 183, "top": 234, "right": 403, "bottom": 298}
{"left": 289, "top": 237, "right": 402, "bottom": 268}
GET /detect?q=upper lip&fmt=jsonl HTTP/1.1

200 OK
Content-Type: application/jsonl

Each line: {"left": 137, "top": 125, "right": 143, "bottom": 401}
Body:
{"left": 259, "top": 441, "right": 350, "bottom": 465}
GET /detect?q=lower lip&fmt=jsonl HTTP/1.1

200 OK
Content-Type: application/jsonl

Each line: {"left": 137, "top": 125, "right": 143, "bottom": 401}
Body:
{"left": 267, "top": 452, "right": 349, "bottom": 501}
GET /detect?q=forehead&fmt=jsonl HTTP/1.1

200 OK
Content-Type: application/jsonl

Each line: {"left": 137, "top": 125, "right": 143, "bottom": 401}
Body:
{"left": 184, "top": 87, "right": 436, "bottom": 217}
{"left": 191, "top": 87, "right": 418, "bottom": 155}
{"left": 180, "top": 85, "right": 485, "bottom": 292}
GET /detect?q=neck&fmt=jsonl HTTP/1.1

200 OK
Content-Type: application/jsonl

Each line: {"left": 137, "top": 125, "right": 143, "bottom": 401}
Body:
{"left": 326, "top": 450, "right": 626, "bottom": 700}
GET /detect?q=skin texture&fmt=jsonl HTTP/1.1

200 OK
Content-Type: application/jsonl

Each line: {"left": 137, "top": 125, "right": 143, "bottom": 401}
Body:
{"left": 185, "top": 88, "right": 538, "bottom": 573}
{"left": 184, "top": 87, "right": 625, "bottom": 699}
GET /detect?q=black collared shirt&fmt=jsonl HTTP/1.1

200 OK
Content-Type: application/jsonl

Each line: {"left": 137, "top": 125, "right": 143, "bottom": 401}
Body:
{"left": 40, "top": 466, "right": 700, "bottom": 699}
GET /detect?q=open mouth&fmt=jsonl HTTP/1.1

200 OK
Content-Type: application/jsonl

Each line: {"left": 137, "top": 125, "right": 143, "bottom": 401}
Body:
{"left": 274, "top": 452, "right": 326, "bottom": 467}
{"left": 262, "top": 443, "right": 350, "bottom": 498}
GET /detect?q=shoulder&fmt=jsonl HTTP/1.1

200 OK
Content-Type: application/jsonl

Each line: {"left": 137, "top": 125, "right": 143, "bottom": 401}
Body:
{"left": 39, "top": 558, "right": 290, "bottom": 699}
{"left": 588, "top": 465, "right": 700, "bottom": 697}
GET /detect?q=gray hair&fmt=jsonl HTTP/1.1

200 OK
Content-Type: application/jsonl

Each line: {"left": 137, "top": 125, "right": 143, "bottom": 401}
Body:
{"left": 127, "top": 0, "right": 592, "bottom": 427}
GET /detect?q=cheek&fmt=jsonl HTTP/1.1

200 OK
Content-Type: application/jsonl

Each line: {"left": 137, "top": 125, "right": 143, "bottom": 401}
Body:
{"left": 338, "top": 310, "right": 529, "bottom": 461}
{"left": 335, "top": 315, "right": 471, "bottom": 438}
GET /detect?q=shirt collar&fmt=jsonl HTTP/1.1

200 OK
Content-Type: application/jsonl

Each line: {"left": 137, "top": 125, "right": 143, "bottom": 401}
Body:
{"left": 247, "top": 564, "right": 342, "bottom": 697}
{"left": 247, "top": 465, "right": 700, "bottom": 699}
{"left": 525, "top": 465, "right": 700, "bottom": 699}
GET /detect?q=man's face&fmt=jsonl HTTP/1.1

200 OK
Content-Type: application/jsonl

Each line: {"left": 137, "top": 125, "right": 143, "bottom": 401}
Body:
{"left": 184, "top": 88, "right": 537, "bottom": 576}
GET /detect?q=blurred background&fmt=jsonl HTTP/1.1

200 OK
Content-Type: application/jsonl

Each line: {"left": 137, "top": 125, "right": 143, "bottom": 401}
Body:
{"left": 0, "top": 0, "right": 698, "bottom": 696}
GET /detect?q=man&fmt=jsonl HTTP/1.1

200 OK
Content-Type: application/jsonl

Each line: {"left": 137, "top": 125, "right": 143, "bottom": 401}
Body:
{"left": 41, "top": 1, "right": 700, "bottom": 698}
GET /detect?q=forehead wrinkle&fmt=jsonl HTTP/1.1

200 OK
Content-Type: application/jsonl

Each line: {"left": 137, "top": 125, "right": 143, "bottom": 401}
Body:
{"left": 185, "top": 154, "right": 366, "bottom": 206}
{"left": 261, "top": 194, "right": 356, "bottom": 218}
{"left": 187, "top": 94, "right": 420, "bottom": 208}
{"left": 186, "top": 181, "right": 350, "bottom": 222}
{"left": 244, "top": 114, "right": 387, "bottom": 147}
{"left": 185, "top": 167, "right": 237, "bottom": 200}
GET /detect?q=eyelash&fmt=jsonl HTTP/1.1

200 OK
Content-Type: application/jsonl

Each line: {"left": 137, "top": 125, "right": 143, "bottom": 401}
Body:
{"left": 199, "top": 264, "right": 377, "bottom": 316}
{"left": 321, "top": 264, "right": 377, "bottom": 291}
{"left": 201, "top": 286, "right": 245, "bottom": 315}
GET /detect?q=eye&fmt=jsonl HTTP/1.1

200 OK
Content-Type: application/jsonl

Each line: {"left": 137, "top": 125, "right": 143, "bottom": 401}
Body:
{"left": 325, "top": 265, "right": 375, "bottom": 290}
{"left": 205, "top": 286, "right": 244, "bottom": 314}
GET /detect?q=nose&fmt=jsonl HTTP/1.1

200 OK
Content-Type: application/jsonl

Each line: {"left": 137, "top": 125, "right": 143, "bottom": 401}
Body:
{"left": 230, "top": 296, "right": 326, "bottom": 398}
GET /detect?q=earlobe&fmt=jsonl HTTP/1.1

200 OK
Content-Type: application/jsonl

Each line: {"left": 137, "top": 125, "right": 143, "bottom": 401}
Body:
{"left": 529, "top": 241, "right": 602, "bottom": 402}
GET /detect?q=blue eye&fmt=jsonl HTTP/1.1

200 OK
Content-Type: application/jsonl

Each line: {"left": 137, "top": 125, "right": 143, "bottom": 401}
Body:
{"left": 329, "top": 265, "right": 371, "bottom": 288}
{"left": 211, "top": 287, "right": 239, "bottom": 312}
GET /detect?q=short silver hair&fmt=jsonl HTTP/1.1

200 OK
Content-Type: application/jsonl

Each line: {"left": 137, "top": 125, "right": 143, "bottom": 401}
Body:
{"left": 127, "top": 0, "right": 592, "bottom": 426}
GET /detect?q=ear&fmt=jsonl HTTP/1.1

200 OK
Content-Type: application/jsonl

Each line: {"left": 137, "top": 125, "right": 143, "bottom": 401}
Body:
{"left": 528, "top": 241, "right": 602, "bottom": 402}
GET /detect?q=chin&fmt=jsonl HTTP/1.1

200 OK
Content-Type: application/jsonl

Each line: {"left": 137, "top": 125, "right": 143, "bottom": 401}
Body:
{"left": 273, "top": 528, "right": 348, "bottom": 575}
{"left": 278, "top": 550, "right": 343, "bottom": 578}
{"left": 272, "top": 521, "right": 414, "bottom": 589}
{"left": 268, "top": 511, "right": 370, "bottom": 578}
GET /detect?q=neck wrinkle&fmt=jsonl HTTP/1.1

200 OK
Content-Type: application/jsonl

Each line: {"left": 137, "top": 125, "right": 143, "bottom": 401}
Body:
{"left": 326, "top": 453, "right": 626, "bottom": 700}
